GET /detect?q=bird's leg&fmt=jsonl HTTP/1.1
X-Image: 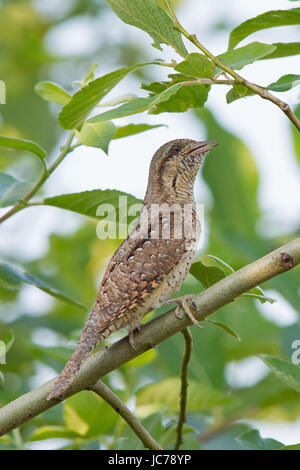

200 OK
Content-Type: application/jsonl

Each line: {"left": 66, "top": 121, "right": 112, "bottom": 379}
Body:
{"left": 161, "top": 295, "right": 203, "bottom": 328}
{"left": 128, "top": 323, "right": 142, "bottom": 350}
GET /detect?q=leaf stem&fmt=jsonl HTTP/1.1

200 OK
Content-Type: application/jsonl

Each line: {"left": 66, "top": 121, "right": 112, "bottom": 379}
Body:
{"left": 165, "top": 0, "right": 300, "bottom": 132}
{"left": 89, "top": 380, "right": 163, "bottom": 450}
{"left": 0, "top": 132, "right": 76, "bottom": 224}
{"left": 174, "top": 327, "right": 193, "bottom": 450}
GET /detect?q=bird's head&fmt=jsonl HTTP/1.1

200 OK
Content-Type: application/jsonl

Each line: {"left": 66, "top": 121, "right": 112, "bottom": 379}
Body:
{"left": 145, "top": 138, "right": 218, "bottom": 204}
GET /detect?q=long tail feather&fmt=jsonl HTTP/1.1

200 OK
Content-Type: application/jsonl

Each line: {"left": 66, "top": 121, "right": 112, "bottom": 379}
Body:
{"left": 47, "top": 311, "right": 103, "bottom": 400}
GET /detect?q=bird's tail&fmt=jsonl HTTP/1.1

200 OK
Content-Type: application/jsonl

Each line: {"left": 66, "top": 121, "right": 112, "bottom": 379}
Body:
{"left": 47, "top": 311, "right": 103, "bottom": 401}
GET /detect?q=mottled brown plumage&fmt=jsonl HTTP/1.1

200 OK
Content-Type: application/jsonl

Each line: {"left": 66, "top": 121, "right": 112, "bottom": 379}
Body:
{"left": 47, "top": 138, "right": 217, "bottom": 400}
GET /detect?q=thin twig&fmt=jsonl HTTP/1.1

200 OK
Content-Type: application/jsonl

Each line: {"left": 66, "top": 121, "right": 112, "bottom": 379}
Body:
{"left": 164, "top": 0, "right": 300, "bottom": 133}
{"left": 0, "top": 132, "right": 76, "bottom": 224}
{"left": 0, "top": 238, "right": 298, "bottom": 436}
{"left": 89, "top": 380, "right": 162, "bottom": 450}
{"left": 174, "top": 327, "right": 193, "bottom": 450}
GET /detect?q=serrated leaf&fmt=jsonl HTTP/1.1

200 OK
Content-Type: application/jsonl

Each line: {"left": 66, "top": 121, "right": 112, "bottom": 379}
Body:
{"left": 175, "top": 53, "right": 215, "bottom": 78}
{"left": 88, "top": 83, "right": 183, "bottom": 122}
{"left": 206, "top": 320, "right": 241, "bottom": 342}
{"left": 267, "top": 74, "right": 300, "bottom": 92}
{"left": 59, "top": 62, "right": 156, "bottom": 129}
{"left": 113, "top": 123, "right": 165, "bottom": 139}
{"left": 0, "top": 135, "right": 46, "bottom": 160}
{"left": 217, "top": 42, "right": 277, "bottom": 71}
{"left": 34, "top": 81, "right": 71, "bottom": 105}
{"left": 75, "top": 121, "right": 116, "bottom": 154}
{"left": 190, "top": 260, "right": 226, "bottom": 289}
{"left": 0, "top": 172, "right": 32, "bottom": 208}
{"left": 236, "top": 429, "right": 283, "bottom": 450}
{"left": 0, "top": 262, "right": 85, "bottom": 310}
{"left": 137, "top": 377, "right": 230, "bottom": 412}
{"left": 260, "top": 355, "right": 300, "bottom": 394}
{"left": 105, "top": 0, "right": 187, "bottom": 57}
{"left": 229, "top": 8, "right": 300, "bottom": 49}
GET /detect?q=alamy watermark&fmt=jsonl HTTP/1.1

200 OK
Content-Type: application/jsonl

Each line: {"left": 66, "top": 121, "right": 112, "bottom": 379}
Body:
{"left": 291, "top": 339, "right": 300, "bottom": 365}
{"left": 0, "top": 340, "right": 6, "bottom": 364}
{"left": 95, "top": 196, "right": 205, "bottom": 248}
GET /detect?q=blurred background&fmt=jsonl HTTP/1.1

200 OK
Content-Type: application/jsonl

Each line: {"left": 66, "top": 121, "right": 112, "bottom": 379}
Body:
{"left": 0, "top": 0, "right": 299, "bottom": 450}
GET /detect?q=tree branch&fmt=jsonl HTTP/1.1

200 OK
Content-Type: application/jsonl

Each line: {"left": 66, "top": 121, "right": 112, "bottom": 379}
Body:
{"left": 174, "top": 327, "right": 193, "bottom": 450}
{"left": 89, "top": 380, "right": 162, "bottom": 450}
{"left": 0, "top": 238, "right": 299, "bottom": 436}
{"left": 164, "top": 0, "right": 300, "bottom": 133}
{"left": 0, "top": 131, "right": 76, "bottom": 224}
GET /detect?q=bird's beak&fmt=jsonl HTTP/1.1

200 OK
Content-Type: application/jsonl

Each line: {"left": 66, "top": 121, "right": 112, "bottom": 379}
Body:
{"left": 186, "top": 140, "right": 219, "bottom": 156}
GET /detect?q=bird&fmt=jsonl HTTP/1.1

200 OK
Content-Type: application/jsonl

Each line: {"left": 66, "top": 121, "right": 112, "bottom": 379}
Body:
{"left": 47, "top": 138, "right": 218, "bottom": 400}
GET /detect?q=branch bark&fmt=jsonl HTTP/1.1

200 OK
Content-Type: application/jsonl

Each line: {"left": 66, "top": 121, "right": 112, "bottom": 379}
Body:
{"left": 0, "top": 238, "right": 299, "bottom": 436}
{"left": 174, "top": 328, "right": 193, "bottom": 450}
{"left": 89, "top": 381, "right": 162, "bottom": 450}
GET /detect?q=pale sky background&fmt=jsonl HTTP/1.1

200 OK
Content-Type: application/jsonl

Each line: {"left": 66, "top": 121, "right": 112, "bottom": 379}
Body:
{"left": 1, "top": 0, "right": 300, "bottom": 447}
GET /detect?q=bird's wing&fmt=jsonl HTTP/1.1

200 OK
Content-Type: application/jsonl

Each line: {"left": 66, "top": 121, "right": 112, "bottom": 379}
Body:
{"left": 91, "top": 233, "right": 188, "bottom": 332}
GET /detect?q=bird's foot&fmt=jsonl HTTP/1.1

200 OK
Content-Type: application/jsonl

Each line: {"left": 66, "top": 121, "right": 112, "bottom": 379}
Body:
{"left": 128, "top": 323, "right": 142, "bottom": 350}
{"left": 162, "top": 295, "right": 203, "bottom": 328}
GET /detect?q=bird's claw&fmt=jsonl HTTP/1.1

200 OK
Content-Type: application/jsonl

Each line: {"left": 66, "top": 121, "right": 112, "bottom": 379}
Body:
{"left": 162, "top": 295, "right": 203, "bottom": 328}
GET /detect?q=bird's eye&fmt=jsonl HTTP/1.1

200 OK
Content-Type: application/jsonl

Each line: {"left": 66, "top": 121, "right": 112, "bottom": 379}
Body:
{"left": 173, "top": 145, "right": 181, "bottom": 152}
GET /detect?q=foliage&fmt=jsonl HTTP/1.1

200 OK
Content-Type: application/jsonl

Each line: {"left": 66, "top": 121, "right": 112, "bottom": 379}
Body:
{"left": 0, "top": 0, "right": 299, "bottom": 451}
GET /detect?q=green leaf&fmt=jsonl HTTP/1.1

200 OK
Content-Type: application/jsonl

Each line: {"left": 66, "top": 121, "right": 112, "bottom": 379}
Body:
{"left": 0, "top": 172, "right": 32, "bottom": 208}
{"left": 229, "top": 8, "right": 300, "bottom": 49}
{"left": 75, "top": 121, "right": 116, "bottom": 154}
{"left": 137, "top": 377, "right": 230, "bottom": 412}
{"left": 142, "top": 78, "right": 210, "bottom": 113}
{"left": 280, "top": 444, "right": 300, "bottom": 450}
{"left": 206, "top": 320, "right": 241, "bottom": 342}
{"left": 207, "top": 254, "right": 234, "bottom": 274}
{"left": 64, "top": 390, "right": 118, "bottom": 437}
{"left": 28, "top": 426, "right": 80, "bottom": 441}
{"left": 236, "top": 429, "right": 283, "bottom": 450}
{"left": 260, "top": 355, "right": 300, "bottom": 394}
{"left": 0, "top": 262, "right": 85, "bottom": 310}
{"left": 105, "top": 0, "right": 187, "bottom": 57}
{"left": 226, "top": 85, "right": 254, "bottom": 104}
{"left": 113, "top": 123, "right": 165, "bottom": 139}
{"left": 292, "top": 103, "right": 300, "bottom": 164}
{"left": 217, "top": 42, "right": 277, "bottom": 71}
{"left": 175, "top": 53, "right": 215, "bottom": 78}
{"left": 190, "top": 260, "right": 225, "bottom": 289}
{"left": 267, "top": 74, "right": 300, "bottom": 92}
{"left": 0, "top": 135, "right": 46, "bottom": 160}
{"left": 59, "top": 62, "right": 156, "bottom": 129}
{"left": 88, "top": 83, "right": 183, "bottom": 122}
{"left": 43, "top": 189, "right": 142, "bottom": 223}
{"left": 34, "top": 81, "right": 71, "bottom": 105}
{"left": 240, "top": 292, "right": 276, "bottom": 304}
{"left": 262, "top": 42, "right": 300, "bottom": 59}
